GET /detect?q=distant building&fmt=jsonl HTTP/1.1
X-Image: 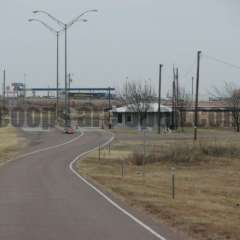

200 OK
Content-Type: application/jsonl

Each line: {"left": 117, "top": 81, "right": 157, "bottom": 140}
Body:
{"left": 111, "top": 103, "right": 172, "bottom": 129}
{"left": 183, "top": 101, "right": 233, "bottom": 128}
{"left": 162, "top": 100, "right": 234, "bottom": 128}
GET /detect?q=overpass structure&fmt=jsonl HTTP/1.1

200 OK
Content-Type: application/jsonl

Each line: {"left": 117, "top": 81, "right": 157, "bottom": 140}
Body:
{"left": 22, "top": 87, "right": 115, "bottom": 127}
{"left": 25, "top": 87, "right": 115, "bottom": 92}
{"left": 25, "top": 87, "right": 115, "bottom": 99}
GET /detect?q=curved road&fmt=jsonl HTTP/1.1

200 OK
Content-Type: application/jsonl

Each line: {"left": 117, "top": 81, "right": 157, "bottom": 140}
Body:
{"left": 0, "top": 129, "right": 185, "bottom": 240}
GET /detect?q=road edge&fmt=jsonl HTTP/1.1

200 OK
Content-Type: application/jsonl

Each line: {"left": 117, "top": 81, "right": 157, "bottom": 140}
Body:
{"left": 69, "top": 131, "right": 167, "bottom": 240}
{"left": 15, "top": 132, "right": 84, "bottom": 160}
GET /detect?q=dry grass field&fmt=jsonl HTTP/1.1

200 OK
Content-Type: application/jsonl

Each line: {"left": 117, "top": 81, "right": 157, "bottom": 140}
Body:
{"left": 0, "top": 127, "right": 27, "bottom": 166}
{"left": 77, "top": 128, "right": 240, "bottom": 240}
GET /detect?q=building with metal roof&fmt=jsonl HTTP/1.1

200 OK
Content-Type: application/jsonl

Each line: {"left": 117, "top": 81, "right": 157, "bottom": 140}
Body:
{"left": 111, "top": 103, "right": 172, "bottom": 129}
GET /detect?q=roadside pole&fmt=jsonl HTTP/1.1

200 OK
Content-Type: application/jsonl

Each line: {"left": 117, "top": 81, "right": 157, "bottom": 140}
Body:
{"left": 64, "top": 24, "right": 68, "bottom": 128}
{"left": 108, "top": 87, "right": 111, "bottom": 129}
{"left": 68, "top": 73, "right": 72, "bottom": 126}
{"left": 172, "top": 71, "right": 176, "bottom": 130}
{"left": 158, "top": 64, "right": 163, "bottom": 134}
{"left": 56, "top": 32, "right": 59, "bottom": 122}
{"left": 3, "top": 70, "right": 6, "bottom": 109}
{"left": 176, "top": 68, "right": 179, "bottom": 129}
{"left": 192, "top": 76, "right": 194, "bottom": 105}
{"left": 194, "top": 51, "right": 202, "bottom": 141}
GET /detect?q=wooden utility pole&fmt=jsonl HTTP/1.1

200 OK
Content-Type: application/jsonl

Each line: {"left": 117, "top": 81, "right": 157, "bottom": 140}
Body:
{"left": 108, "top": 87, "right": 111, "bottom": 129}
{"left": 176, "top": 68, "right": 179, "bottom": 105}
{"left": 192, "top": 77, "right": 194, "bottom": 104}
{"left": 176, "top": 68, "right": 179, "bottom": 129}
{"left": 172, "top": 80, "right": 176, "bottom": 129}
{"left": 194, "top": 51, "right": 202, "bottom": 141}
{"left": 172, "top": 67, "right": 176, "bottom": 129}
{"left": 56, "top": 32, "right": 59, "bottom": 121}
{"left": 158, "top": 64, "right": 163, "bottom": 134}
{"left": 3, "top": 70, "right": 6, "bottom": 108}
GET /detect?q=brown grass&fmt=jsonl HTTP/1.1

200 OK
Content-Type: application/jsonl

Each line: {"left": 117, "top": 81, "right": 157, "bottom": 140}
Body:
{"left": 77, "top": 129, "right": 240, "bottom": 240}
{"left": 128, "top": 140, "right": 240, "bottom": 165}
{"left": 0, "top": 127, "right": 27, "bottom": 166}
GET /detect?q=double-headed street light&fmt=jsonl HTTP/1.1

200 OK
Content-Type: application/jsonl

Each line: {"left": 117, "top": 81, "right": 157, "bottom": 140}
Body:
{"left": 33, "top": 9, "right": 97, "bottom": 127}
{"left": 28, "top": 18, "right": 62, "bottom": 120}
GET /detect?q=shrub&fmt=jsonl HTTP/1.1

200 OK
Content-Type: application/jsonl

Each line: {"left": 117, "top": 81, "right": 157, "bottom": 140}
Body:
{"left": 128, "top": 152, "right": 145, "bottom": 166}
{"left": 198, "top": 141, "right": 240, "bottom": 158}
{"left": 127, "top": 141, "right": 240, "bottom": 165}
{"left": 128, "top": 151, "right": 160, "bottom": 166}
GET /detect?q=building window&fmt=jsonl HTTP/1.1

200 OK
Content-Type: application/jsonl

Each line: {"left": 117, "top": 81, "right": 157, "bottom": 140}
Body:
{"left": 118, "top": 113, "right": 122, "bottom": 123}
{"left": 126, "top": 114, "right": 132, "bottom": 122}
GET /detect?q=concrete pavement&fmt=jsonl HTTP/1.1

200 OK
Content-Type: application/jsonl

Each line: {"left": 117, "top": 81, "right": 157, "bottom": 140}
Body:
{"left": 0, "top": 129, "right": 187, "bottom": 240}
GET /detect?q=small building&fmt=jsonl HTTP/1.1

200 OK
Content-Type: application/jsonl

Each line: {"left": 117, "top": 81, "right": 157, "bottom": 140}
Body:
{"left": 111, "top": 103, "right": 172, "bottom": 129}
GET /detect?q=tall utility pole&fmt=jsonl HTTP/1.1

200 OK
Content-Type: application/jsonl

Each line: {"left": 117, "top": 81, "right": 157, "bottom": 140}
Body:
{"left": 175, "top": 68, "right": 179, "bottom": 129}
{"left": 158, "top": 64, "right": 163, "bottom": 134}
{"left": 176, "top": 68, "right": 179, "bottom": 105}
{"left": 194, "top": 51, "right": 202, "bottom": 141}
{"left": 23, "top": 73, "right": 27, "bottom": 104}
{"left": 191, "top": 77, "right": 194, "bottom": 104}
{"left": 172, "top": 78, "right": 175, "bottom": 129}
{"left": 68, "top": 73, "right": 72, "bottom": 118}
{"left": 172, "top": 66, "right": 177, "bottom": 130}
{"left": 2, "top": 70, "right": 6, "bottom": 107}
{"left": 108, "top": 87, "right": 111, "bottom": 129}
{"left": 64, "top": 24, "right": 69, "bottom": 126}
{"left": 56, "top": 32, "right": 59, "bottom": 120}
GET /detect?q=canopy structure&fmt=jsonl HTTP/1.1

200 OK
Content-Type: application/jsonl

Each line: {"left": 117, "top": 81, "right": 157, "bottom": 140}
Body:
{"left": 112, "top": 103, "right": 172, "bottom": 113}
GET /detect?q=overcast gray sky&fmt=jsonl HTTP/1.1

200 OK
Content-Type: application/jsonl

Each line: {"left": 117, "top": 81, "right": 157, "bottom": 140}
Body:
{"left": 0, "top": 0, "right": 239, "bottom": 98}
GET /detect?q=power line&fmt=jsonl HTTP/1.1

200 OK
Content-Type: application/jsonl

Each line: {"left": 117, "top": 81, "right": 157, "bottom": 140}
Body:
{"left": 182, "top": 59, "right": 196, "bottom": 79}
{"left": 203, "top": 54, "right": 240, "bottom": 70}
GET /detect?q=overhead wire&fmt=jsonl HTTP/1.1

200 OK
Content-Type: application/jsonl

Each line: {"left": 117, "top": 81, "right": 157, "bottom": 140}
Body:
{"left": 203, "top": 53, "right": 240, "bottom": 70}
{"left": 181, "top": 58, "right": 196, "bottom": 80}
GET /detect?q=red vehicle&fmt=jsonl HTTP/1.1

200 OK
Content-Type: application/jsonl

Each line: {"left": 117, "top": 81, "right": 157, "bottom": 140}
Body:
{"left": 64, "top": 127, "right": 74, "bottom": 134}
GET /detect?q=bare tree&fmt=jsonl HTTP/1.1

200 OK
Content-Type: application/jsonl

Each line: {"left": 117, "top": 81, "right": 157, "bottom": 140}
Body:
{"left": 213, "top": 82, "right": 240, "bottom": 132}
{"left": 119, "top": 81, "right": 155, "bottom": 129}
{"left": 177, "top": 88, "right": 191, "bottom": 131}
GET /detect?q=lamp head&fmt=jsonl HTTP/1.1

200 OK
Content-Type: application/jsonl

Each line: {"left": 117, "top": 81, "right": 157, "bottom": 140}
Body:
{"left": 81, "top": 19, "right": 88, "bottom": 22}
{"left": 28, "top": 19, "right": 34, "bottom": 22}
{"left": 33, "top": 10, "right": 39, "bottom": 14}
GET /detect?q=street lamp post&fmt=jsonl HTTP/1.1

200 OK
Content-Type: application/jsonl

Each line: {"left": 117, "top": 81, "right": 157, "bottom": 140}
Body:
{"left": 56, "top": 31, "right": 59, "bottom": 119}
{"left": 32, "top": 10, "right": 97, "bottom": 127}
{"left": 64, "top": 23, "right": 68, "bottom": 124}
{"left": 28, "top": 18, "right": 61, "bottom": 121}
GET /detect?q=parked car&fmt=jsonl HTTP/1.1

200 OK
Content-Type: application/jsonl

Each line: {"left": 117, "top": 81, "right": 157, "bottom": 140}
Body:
{"left": 64, "top": 127, "right": 74, "bottom": 134}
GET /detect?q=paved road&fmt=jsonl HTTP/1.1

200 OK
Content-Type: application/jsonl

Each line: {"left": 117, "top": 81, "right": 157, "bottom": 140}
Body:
{"left": 0, "top": 129, "right": 186, "bottom": 240}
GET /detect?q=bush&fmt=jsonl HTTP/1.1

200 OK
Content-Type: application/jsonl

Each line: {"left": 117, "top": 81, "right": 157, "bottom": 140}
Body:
{"left": 128, "top": 152, "right": 145, "bottom": 166}
{"left": 198, "top": 141, "right": 240, "bottom": 158}
{"left": 128, "top": 151, "right": 160, "bottom": 166}
{"left": 127, "top": 141, "right": 240, "bottom": 165}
